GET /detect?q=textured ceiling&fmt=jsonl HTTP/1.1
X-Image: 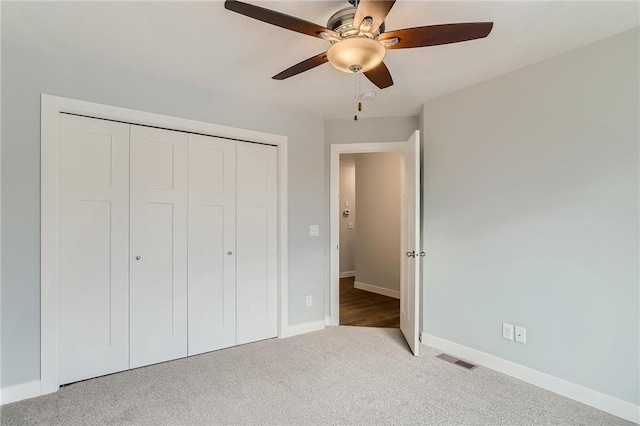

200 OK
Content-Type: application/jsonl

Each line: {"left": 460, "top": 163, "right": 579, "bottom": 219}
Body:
{"left": 3, "top": 1, "right": 639, "bottom": 118}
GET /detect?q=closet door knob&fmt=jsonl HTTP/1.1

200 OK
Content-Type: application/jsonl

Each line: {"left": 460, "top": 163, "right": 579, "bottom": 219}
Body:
{"left": 135, "top": 256, "right": 141, "bottom": 260}
{"left": 228, "top": 251, "right": 233, "bottom": 256}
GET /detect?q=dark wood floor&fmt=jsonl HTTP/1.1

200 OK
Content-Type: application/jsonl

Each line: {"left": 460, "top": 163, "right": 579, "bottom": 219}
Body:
{"left": 339, "top": 277, "right": 400, "bottom": 328}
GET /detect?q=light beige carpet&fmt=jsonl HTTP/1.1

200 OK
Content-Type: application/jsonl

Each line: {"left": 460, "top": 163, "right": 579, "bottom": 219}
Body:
{"left": 1, "top": 326, "right": 631, "bottom": 425}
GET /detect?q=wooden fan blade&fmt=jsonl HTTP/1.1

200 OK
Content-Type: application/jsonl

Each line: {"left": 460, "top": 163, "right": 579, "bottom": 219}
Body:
{"left": 364, "top": 62, "right": 393, "bottom": 89}
{"left": 225, "top": 0, "right": 338, "bottom": 39}
{"left": 379, "top": 22, "right": 494, "bottom": 49}
{"left": 272, "top": 52, "right": 329, "bottom": 80}
{"left": 353, "top": 0, "right": 396, "bottom": 34}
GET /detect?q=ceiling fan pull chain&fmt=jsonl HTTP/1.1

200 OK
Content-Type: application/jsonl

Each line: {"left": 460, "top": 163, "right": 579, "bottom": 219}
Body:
{"left": 357, "top": 73, "right": 363, "bottom": 113}
{"left": 354, "top": 73, "right": 359, "bottom": 121}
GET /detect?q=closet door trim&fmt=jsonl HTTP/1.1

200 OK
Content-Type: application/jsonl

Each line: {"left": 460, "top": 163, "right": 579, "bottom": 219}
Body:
{"left": 40, "top": 94, "right": 289, "bottom": 396}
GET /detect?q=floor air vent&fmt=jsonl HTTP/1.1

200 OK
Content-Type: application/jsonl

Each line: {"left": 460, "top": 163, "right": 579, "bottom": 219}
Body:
{"left": 436, "top": 353, "right": 478, "bottom": 370}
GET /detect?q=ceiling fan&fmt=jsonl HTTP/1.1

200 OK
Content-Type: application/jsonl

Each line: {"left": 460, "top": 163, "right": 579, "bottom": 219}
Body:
{"left": 224, "top": 0, "right": 494, "bottom": 89}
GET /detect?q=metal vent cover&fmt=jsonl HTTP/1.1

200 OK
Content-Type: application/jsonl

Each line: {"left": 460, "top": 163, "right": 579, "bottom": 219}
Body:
{"left": 436, "top": 353, "right": 478, "bottom": 370}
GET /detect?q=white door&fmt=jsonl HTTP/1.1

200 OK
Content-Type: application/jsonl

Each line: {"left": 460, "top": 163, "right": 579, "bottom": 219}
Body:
{"left": 400, "top": 131, "right": 421, "bottom": 356}
{"left": 187, "top": 134, "right": 237, "bottom": 355}
{"left": 236, "top": 142, "right": 278, "bottom": 345}
{"left": 129, "top": 125, "right": 188, "bottom": 368}
{"left": 58, "top": 114, "right": 130, "bottom": 384}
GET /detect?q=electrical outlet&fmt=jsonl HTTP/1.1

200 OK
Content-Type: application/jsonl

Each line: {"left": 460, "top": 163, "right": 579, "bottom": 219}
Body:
{"left": 348, "top": 222, "right": 354, "bottom": 229}
{"left": 502, "top": 323, "right": 514, "bottom": 341}
{"left": 309, "top": 225, "right": 319, "bottom": 237}
{"left": 515, "top": 326, "right": 527, "bottom": 344}
{"left": 306, "top": 295, "right": 313, "bottom": 307}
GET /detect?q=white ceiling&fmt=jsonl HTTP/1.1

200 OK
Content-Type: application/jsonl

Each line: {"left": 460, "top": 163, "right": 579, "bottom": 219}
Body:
{"left": 3, "top": 1, "right": 639, "bottom": 119}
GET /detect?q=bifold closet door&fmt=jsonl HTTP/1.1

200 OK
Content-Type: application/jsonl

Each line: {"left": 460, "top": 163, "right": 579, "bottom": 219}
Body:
{"left": 129, "top": 125, "right": 188, "bottom": 369}
{"left": 236, "top": 142, "right": 278, "bottom": 345}
{"left": 58, "top": 114, "right": 130, "bottom": 384}
{"left": 187, "top": 134, "right": 237, "bottom": 356}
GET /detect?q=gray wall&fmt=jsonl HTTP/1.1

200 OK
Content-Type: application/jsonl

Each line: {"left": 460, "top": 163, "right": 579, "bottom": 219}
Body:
{"left": 1, "top": 41, "right": 326, "bottom": 388}
{"left": 325, "top": 116, "right": 419, "bottom": 145}
{"left": 422, "top": 28, "right": 639, "bottom": 404}
{"left": 339, "top": 154, "right": 356, "bottom": 274}
{"left": 354, "top": 152, "right": 401, "bottom": 292}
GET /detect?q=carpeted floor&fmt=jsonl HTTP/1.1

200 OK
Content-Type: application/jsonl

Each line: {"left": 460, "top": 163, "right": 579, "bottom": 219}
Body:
{"left": 0, "top": 326, "right": 631, "bottom": 425}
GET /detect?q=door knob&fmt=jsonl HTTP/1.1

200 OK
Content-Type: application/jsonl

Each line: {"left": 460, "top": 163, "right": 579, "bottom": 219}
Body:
{"left": 406, "top": 251, "right": 415, "bottom": 258}
{"left": 135, "top": 256, "right": 141, "bottom": 260}
{"left": 418, "top": 251, "right": 426, "bottom": 257}
{"left": 228, "top": 251, "right": 233, "bottom": 256}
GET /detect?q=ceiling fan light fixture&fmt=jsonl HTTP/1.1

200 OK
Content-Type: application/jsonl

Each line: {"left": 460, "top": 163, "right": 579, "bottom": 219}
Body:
{"left": 327, "top": 37, "right": 386, "bottom": 74}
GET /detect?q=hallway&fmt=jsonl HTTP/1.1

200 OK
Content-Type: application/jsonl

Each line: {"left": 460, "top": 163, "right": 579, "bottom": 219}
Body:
{"left": 339, "top": 277, "right": 400, "bottom": 328}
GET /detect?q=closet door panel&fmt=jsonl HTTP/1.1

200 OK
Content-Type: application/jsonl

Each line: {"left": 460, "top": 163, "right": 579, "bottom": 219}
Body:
{"left": 130, "top": 125, "right": 188, "bottom": 368}
{"left": 236, "top": 143, "right": 278, "bottom": 345}
{"left": 188, "top": 134, "right": 237, "bottom": 356}
{"left": 58, "top": 114, "right": 130, "bottom": 384}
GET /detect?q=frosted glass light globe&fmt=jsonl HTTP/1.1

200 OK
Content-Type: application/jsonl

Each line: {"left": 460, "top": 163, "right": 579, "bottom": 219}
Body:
{"left": 327, "top": 37, "right": 386, "bottom": 73}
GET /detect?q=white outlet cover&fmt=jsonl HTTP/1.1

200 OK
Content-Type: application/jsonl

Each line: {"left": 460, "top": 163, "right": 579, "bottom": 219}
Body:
{"left": 309, "top": 225, "right": 319, "bottom": 237}
{"left": 502, "top": 323, "right": 514, "bottom": 341}
{"left": 306, "top": 295, "right": 313, "bottom": 307}
{"left": 348, "top": 222, "right": 354, "bottom": 229}
{"left": 515, "top": 326, "right": 527, "bottom": 344}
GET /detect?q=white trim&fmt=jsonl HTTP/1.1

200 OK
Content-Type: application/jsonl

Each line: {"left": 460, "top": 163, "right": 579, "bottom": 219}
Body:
{"left": 0, "top": 11, "right": 3, "bottom": 409}
{"left": 277, "top": 129, "right": 289, "bottom": 341}
{"left": 41, "top": 94, "right": 289, "bottom": 395}
{"left": 280, "top": 320, "right": 326, "bottom": 338}
{"left": 354, "top": 281, "right": 400, "bottom": 299}
{"left": 339, "top": 270, "right": 355, "bottom": 278}
{"left": 329, "top": 142, "right": 408, "bottom": 326}
{"left": 421, "top": 333, "right": 640, "bottom": 424}
{"left": 0, "top": 381, "right": 41, "bottom": 405}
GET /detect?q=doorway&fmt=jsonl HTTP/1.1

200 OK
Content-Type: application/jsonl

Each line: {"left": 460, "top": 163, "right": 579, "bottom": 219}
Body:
{"left": 338, "top": 152, "right": 401, "bottom": 328}
{"left": 328, "top": 134, "right": 421, "bottom": 356}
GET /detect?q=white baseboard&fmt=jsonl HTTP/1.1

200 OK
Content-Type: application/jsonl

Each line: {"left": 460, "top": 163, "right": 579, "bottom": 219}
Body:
{"left": 281, "top": 320, "right": 326, "bottom": 338}
{"left": 354, "top": 281, "right": 400, "bottom": 299}
{"left": 1, "top": 380, "right": 41, "bottom": 405}
{"left": 339, "top": 271, "right": 355, "bottom": 278}
{"left": 421, "top": 333, "right": 639, "bottom": 424}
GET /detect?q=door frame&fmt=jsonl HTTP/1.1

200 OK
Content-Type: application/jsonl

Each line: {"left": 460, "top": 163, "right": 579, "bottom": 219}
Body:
{"left": 40, "top": 94, "right": 289, "bottom": 395}
{"left": 327, "top": 141, "right": 416, "bottom": 326}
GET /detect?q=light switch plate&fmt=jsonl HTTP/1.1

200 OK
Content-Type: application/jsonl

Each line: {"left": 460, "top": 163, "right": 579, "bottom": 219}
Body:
{"left": 309, "top": 225, "right": 319, "bottom": 237}
{"left": 348, "top": 222, "right": 354, "bottom": 229}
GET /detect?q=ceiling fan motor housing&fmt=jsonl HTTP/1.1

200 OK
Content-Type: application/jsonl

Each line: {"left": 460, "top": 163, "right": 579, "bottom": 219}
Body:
{"left": 327, "top": 7, "right": 385, "bottom": 37}
{"left": 326, "top": 7, "right": 387, "bottom": 73}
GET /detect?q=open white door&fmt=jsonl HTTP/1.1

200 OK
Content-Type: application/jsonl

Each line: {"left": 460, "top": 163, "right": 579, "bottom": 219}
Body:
{"left": 400, "top": 131, "right": 421, "bottom": 356}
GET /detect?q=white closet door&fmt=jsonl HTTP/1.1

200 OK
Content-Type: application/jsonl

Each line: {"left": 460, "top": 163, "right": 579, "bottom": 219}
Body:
{"left": 58, "top": 114, "right": 130, "bottom": 384}
{"left": 236, "top": 142, "right": 278, "bottom": 345}
{"left": 129, "top": 125, "right": 188, "bottom": 368}
{"left": 187, "top": 134, "right": 237, "bottom": 355}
